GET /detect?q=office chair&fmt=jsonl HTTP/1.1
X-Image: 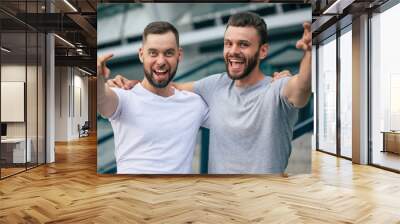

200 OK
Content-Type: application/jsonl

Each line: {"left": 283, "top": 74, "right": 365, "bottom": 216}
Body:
{"left": 79, "top": 121, "right": 90, "bottom": 138}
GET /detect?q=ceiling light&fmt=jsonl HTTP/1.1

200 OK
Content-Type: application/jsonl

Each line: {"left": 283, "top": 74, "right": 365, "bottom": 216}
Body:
{"left": 323, "top": 0, "right": 354, "bottom": 15}
{"left": 78, "top": 67, "right": 93, "bottom": 76}
{"left": 76, "top": 48, "right": 85, "bottom": 55}
{"left": 54, "top": 34, "right": 75, "bottom": 48}
{"left": 1, "top": 47, "right": 11, "bottom": 53}
{"left": 323, "top": 0, "right": 341, "bottom": 14}
{"left": 63, "top": 0, "right": 78, "bottom": 12}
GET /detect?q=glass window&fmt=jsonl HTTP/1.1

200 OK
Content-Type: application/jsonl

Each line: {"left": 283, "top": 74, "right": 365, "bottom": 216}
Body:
{"left": 371, "top": 3, "right": 400, "bottom": 171}
{"left": 317, "top": 35, "right": 337, "bottom": 154}
{"left": 1, "top": 31, "right": 28, "bottom": 177}
{"left": 339, "top": 27, "right": 352, "bottom": 158}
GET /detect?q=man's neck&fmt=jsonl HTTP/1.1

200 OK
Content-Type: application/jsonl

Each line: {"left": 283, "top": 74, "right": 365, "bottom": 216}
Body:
{"left": 234, "top": 68, "right": 265, "bottom": 88}
{"left": 141, "top": 79, "right": 174, "bottom": 97}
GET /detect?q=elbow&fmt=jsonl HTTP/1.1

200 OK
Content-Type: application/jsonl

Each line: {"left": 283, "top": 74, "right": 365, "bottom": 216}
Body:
{"left": 293, "top": 101, "right": 308, "bottom": 109}
{"left": 97, "top": 99, "right": 113, "bottom": 118}
{"left": 97, "top": 104, "right": 109, "bottom": 118}
{"left": 290, "top": 90, "right": 312, "bottom": 108}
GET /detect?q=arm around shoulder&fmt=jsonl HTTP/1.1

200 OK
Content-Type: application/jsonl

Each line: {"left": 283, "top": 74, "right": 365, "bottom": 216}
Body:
{"left": 172, "top": 81, "right": 195, "bottom": 92}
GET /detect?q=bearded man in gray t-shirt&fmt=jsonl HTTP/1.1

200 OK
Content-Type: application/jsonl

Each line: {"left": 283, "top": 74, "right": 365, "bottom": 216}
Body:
{"left": 109, "top": 12, "right": 312, "bottom": 174}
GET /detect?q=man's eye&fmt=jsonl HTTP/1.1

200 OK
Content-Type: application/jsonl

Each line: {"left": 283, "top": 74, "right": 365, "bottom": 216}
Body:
{"left": 149, "top": 52, "right": 157, "bottom": 57}
{"left": 165, "top": 51, "right": 174, "bottom": 57}
{"left": 224, "top": 42, "right": 232, "bottom": 46}
{"left": 240, "top": 43, "right": 249, "bottom": 48}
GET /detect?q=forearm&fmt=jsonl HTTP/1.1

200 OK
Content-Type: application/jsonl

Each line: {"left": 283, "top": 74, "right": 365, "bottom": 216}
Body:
{"left": 296, "top": 50, "right": 312, "bottom": 92}
{"left": 284, "top": 50, "right": 312, "bottom": 108}
{"left": 97, "top": 74, "right": 118, "bottom": 118}
{"left": 172, "top": 81, "right": 195, "bottom": 92}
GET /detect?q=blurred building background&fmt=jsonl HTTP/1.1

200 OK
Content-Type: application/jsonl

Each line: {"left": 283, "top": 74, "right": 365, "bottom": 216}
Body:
{"left": 97, "top": 3, "right": 313, "bottom": 174}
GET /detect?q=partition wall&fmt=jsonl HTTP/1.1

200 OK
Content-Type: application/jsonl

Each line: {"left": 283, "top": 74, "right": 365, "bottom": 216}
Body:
{"left": 0, "top": 0, "right": 46, "bottom": 179}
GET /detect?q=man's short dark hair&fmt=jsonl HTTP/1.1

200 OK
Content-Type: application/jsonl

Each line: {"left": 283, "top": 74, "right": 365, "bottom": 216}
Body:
{"left": 143, "top": 21, "right": 179, "bottom": 46}
{"left": 226, "top": 12, "right": 268, "bottom": 45}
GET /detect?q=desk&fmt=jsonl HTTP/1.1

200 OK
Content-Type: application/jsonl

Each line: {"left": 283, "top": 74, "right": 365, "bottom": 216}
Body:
{"left": 381, "top": 131, "right": 400, "bottom": 154}
{"left": 1, "top": 138, "right": 31, "bottom": 163}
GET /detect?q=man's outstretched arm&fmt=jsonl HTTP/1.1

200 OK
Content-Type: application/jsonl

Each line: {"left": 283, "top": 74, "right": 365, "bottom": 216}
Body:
{"left": 97, "top": 54, "right": 119, "bottom": 118}
{"left": 283, "top": 22, "right": 312, "bottom": 108}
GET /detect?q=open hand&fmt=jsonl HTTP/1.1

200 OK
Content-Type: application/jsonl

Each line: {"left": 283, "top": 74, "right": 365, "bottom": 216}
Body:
{"left": 296, "top": 22, "right": 311, "bottom": 51}
{"left": 107, "top": 74, "right": 139, "bottom": 90}
{"left": 97, "top": 53, "right": 113, "bottom": 79}
{"left": 272, "top": 70, "right": 292, "bottom": 82}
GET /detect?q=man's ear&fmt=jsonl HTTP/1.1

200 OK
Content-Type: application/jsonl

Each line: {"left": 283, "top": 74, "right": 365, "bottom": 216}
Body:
{"left": 259, "top": 43, "right": 268, "bottom": 60}
{"left": 178, "top": 47, "right": 183, "bottom": 61}
{"left": 139, "top": 47, "right": 144, "bottom": 63}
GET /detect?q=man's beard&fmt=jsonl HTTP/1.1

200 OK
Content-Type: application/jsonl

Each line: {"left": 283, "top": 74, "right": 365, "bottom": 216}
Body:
{"left": 143, "top": 65, "right": 178, "bottom": 88}
{"left": 225, "top": 49, "right": 259, "bottom": 80}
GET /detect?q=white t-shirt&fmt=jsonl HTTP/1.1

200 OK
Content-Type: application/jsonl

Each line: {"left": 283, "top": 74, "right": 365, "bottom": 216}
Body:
{"left": 108, "top": 83, "right": 208, "bottom": 174}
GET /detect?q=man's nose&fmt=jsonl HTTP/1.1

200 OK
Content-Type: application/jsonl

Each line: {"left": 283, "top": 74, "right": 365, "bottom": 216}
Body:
{"left": 229, "top": 44, "right": 241, "bottom": 55}
{"left": 156, "top": 55, "right": 166, "bottom": 66}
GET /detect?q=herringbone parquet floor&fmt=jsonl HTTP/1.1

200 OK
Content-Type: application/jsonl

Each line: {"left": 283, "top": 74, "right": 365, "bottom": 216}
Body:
{"left": 1, "top": 134, "right": 400, "bottom": 223}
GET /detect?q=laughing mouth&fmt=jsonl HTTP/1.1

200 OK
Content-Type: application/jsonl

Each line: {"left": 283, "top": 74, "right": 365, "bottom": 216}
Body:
{"left": 153, "top": 68, "right": 169, "bottom": 76}
{"left": 228, "top": 58, "right": 245, "bottom": 68}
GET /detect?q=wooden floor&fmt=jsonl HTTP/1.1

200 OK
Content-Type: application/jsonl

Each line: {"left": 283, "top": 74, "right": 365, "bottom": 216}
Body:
{"left": 1, "top": 134, "right": 400, "bottom": 223}
{"left": 1, "top": 167, "right": 26, "bottom": 178}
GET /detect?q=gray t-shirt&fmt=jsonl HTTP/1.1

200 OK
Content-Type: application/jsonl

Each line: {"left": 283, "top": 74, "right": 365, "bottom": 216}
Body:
{"left": 194, "top": 73, "right": 298, "bottom": 174}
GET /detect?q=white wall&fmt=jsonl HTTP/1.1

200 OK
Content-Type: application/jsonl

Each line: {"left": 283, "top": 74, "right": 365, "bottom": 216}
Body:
{"left": 54, "top": 67, "right": 89, "bottom": 141}
{"left": 1, "top": 65, "right": 26, "bottom": 143}
{"left": 55, "top": 67, "right": 69, "bottom": 141}
{"left": 1, "top": 65, "right": 37, "bottom": 138}
{"left": 72, "top": 72, "right": 89, "bottom": 138}
{"left": 1, "top": 65, "right": 26, "bottom": 81}
{"left": 1, "top": 63, "right": 46, "bottom": 164}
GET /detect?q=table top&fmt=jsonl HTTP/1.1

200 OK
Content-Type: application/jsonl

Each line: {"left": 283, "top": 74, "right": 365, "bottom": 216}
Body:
{"left": 381, "top": 131, "right": 400, "bottom": 134}
{"left": 1, "top": 138, "right": 28, "bottom": 143}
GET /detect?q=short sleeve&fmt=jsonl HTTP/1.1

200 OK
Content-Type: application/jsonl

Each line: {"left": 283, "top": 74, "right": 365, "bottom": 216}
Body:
{"left": 193, "top": 73, "right": 222, "bottom": 106}
{"left": 271, "top": 77, "right": 299, "bottom": 126}
{"left": 277, "top": 77, "right": 298, "bottom": 111}
{"left": 108, "top": 87, "right": 127, "bottom": 121}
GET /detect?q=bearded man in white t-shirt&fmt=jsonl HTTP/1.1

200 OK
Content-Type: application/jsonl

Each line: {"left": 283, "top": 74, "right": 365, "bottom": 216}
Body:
{"left": 97, "top": 22, "right": 208, "bottom": 174}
